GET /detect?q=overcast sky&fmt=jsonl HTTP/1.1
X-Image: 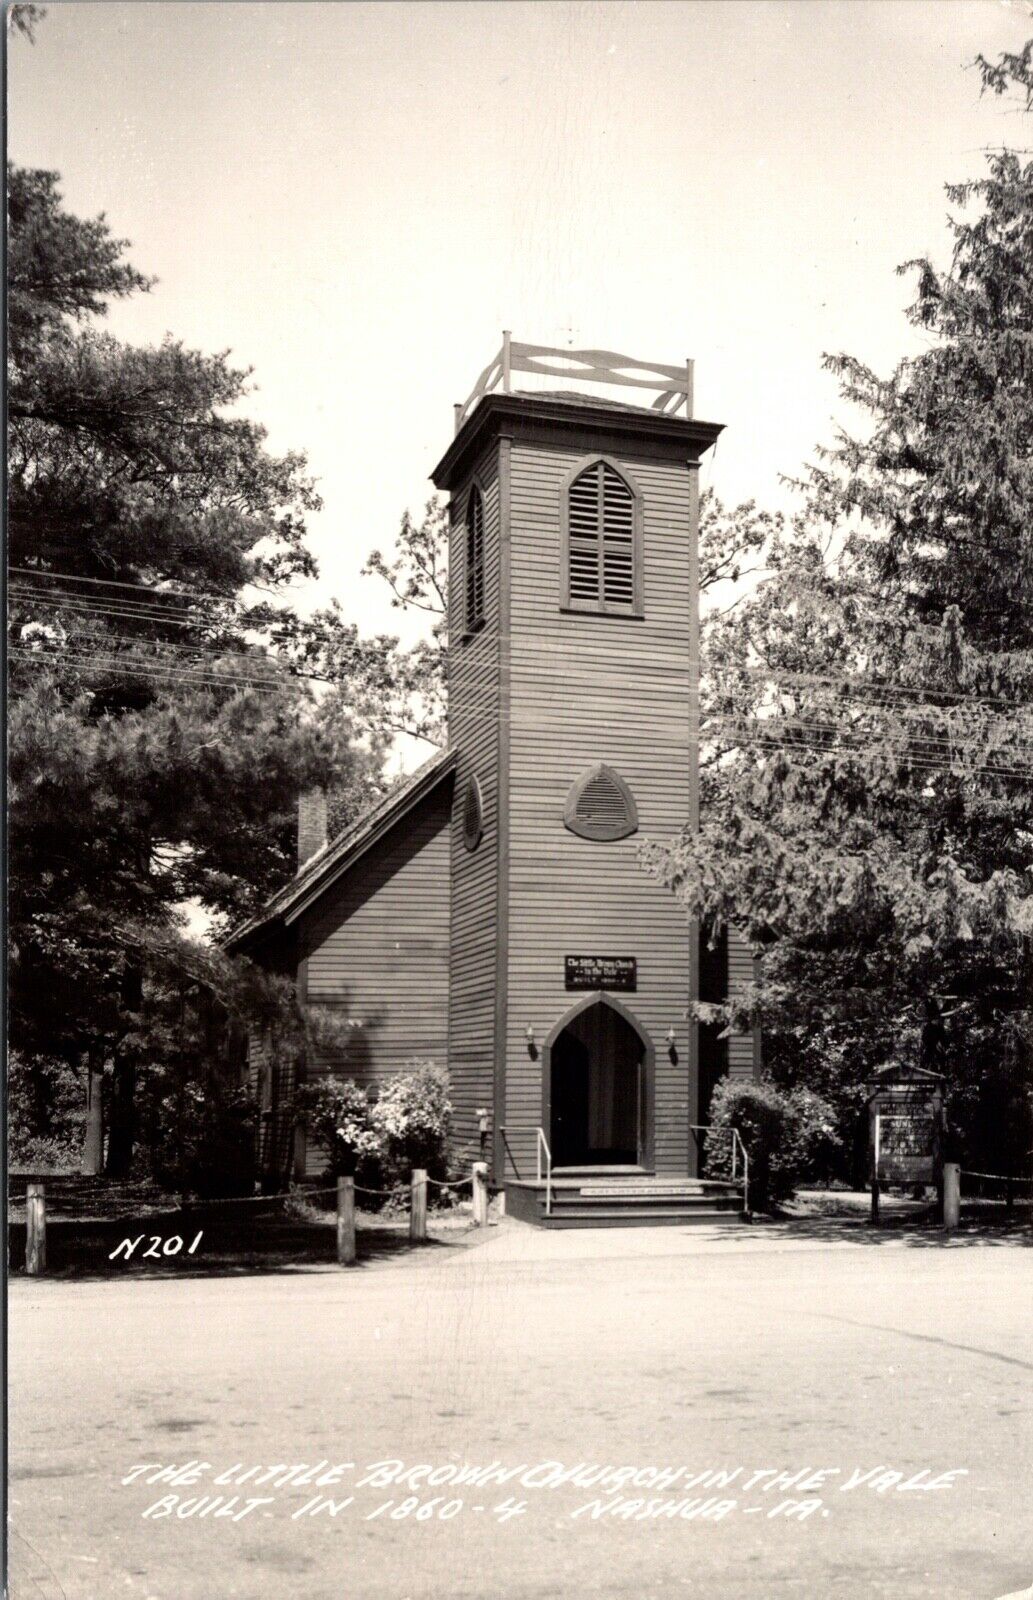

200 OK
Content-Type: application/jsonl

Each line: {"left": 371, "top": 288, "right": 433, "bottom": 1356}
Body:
{"left": 8, "top": 0, "right": 1029, "bottom": 655}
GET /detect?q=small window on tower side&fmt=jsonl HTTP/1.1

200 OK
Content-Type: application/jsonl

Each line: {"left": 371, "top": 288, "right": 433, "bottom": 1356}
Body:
{"left": 560, "top": 457, "right": 643, "bottom": 617}
{"left": 465, "top": 484, "right": 485, "bottom": 635}
{"left": 462, "top": 774, "right": 484, "bottom": 851}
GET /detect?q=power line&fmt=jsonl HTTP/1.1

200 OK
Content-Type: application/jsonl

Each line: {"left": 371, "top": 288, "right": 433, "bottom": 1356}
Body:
{"left": 7, "top": 647, "right": 304, "bottom": 697}
{"left": 15, "top": 589, "right": 1033, "bottom": 719}
{"left": 9, "top": 566, "right": 239, "bottom": 602}
{"left": 11, "top": 646, "right": 1033, "bottom": 778}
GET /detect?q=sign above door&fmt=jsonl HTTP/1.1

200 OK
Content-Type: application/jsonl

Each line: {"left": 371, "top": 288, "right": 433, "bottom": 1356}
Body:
{"left": 564, "top": 955, "right": 637, "bottom": 992}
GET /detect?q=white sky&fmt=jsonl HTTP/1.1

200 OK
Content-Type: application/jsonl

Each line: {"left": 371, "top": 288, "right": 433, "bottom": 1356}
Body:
{"left": 8, "top": 0, "right": 1030, "bottom": 661}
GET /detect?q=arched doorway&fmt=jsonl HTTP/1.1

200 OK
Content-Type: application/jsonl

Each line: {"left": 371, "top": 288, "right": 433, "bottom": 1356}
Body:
{"left": 545, "top": 996, "right": 651, "bottom": 1169}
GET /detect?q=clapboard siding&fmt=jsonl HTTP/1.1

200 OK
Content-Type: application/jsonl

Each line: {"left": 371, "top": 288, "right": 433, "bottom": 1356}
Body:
{"left": 297, "top": 783, "right": 452, "bottom": 1112}
{"left": 502, "top": 438, "right": 700, "bottom": 1178}
{"left": 727, "top": 924, "right": 761, "bottom": 1080}
{"left": 447, "top": 438, "right": 502, "bottom": 1162}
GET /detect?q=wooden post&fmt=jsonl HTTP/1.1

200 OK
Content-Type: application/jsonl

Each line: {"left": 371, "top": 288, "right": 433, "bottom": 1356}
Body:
{"left": 26, "top": 1183, "right": 46, "bottom": 1276}
{"left": 943, "top": 1162, "right": 961, "bottom": 1230}
{"left": 81, "top": 1061, "right": 104, "bottom": 1176}
{"left": 336, "top": 1176, "right": 356, "bottom": 1266}
{"left": 410, "top": 1168, "right": 427, "bottom": 1244}
{"left": 684, "top": 357, "right": 694, "bottom": 419}
{"left": 472, "top": 1161, "right": 488, "bottom": 1226}
{"left": 502, "top": 330, "right": 512, "bottom": 393}
{"left": 870, "top": 1108, "right": 880, "bottom": 1225}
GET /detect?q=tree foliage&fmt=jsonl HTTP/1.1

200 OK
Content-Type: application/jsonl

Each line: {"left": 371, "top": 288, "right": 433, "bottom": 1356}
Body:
{"left": 645, "top": 44, "right": 1033, "bottom": 1170}
{"left": 7, "top": 165, "right": 382, "bottom": 1172}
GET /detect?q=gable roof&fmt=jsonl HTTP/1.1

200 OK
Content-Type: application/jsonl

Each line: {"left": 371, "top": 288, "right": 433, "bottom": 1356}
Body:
{"left": 225, "top": 745, "right": 457, "bottom": 953}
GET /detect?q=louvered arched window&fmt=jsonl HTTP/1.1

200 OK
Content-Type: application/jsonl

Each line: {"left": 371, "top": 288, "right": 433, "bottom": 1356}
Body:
{"left": 561, "top": 458, "right": 643, "bottom": 616}
{"left": 563, "top": 764, "right": 638, "bottom": 842}
{"left": 465, "top": 484, "right": 485, "bottom": 634}
{"left": 462, "top": 773, "right": 484, "bottom": 851}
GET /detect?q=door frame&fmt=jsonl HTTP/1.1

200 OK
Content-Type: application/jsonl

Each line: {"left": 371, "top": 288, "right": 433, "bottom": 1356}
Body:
{"left": 541, "top": 990, "right": 655, "bottom": 1170}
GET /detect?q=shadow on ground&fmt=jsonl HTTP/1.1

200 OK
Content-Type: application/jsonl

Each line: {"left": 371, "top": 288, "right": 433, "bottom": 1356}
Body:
{"left": 752, "top": 1210, "right": 1033, "bottom": 1247}
{"left": 7, "top": 1210, "right": 480, "bottom": 1280}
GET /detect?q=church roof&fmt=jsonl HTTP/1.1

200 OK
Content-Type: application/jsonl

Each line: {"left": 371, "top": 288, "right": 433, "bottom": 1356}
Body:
{"left": 225, "top": 744, "right": 457, "bottom": 952}
{"left": 512, "top": 388, "right": 661, "bottom": 415}
{"left": 431, "top": 389, "right": 722, "bottom": 492}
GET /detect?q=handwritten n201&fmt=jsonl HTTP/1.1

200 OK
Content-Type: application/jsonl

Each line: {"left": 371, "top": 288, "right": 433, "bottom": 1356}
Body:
{"left": 109, "top": 1232, "right": 203, "bottom": 1261}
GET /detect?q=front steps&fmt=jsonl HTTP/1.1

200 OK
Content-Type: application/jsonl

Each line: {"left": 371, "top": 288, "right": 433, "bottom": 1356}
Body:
{"left": 504, "top": 1171, "right": 746, "bottom": 1229}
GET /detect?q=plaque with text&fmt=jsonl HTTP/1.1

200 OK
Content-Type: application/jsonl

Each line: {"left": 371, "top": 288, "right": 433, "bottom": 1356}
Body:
{"left": 564, "top": 955, "right": 637, "bottom": 992}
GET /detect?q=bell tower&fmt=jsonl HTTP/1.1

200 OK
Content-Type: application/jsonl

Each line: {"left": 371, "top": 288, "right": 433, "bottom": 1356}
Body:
{"left": 431, "top": 337, "right": 723, "bottom": 1184}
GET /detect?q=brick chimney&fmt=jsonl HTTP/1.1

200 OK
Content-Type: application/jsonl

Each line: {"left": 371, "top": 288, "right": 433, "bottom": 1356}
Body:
{"left": 297, "top": 788, "right": 328, "bottom": 870}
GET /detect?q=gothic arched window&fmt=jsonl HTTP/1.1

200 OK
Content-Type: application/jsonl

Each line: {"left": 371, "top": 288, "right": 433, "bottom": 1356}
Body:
{"left": 465, "top": 484, "right": 485, "bottom": 634}
{"left": 561, "top": 458, "right": 643, "bottom": 616}
{"left": 563, "top": 763, "right": 638, "bottom": 842}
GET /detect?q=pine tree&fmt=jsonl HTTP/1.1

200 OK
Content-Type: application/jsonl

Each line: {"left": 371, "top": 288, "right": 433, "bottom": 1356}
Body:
{"left": 7, "top": 165, "right": 381, "bottom": 1174}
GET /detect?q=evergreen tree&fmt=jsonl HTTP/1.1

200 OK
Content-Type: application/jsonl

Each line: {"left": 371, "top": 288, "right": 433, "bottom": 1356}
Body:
{"left": 7, "top": 165, "right": 380, "bottom": 1174}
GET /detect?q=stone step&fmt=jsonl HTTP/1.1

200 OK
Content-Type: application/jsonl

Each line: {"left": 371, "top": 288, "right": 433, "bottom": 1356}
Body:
{"left": 504, "top": 1177, "right": 747, "bottom": 1228}
{"left": 539, "top": 1207, "right": 744, "bottom": 1229}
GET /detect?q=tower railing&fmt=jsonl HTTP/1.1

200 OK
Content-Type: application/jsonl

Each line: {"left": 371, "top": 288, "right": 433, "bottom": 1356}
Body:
{"left": 454, "top": 331, "right": 695, "bottom": 434}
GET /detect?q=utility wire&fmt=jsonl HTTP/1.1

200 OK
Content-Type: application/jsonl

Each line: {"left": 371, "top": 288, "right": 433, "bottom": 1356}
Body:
{"left": 14, "top": 571, "right": 1033, "bottom": 712}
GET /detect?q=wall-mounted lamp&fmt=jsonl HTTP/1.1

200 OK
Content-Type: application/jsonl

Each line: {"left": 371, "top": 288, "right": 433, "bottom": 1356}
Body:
{"left": 666, "top": 1026, "right": 678, "bottom": 1064}
{"left": 526, "top": 1024, "right": 538, "bottom": 1059}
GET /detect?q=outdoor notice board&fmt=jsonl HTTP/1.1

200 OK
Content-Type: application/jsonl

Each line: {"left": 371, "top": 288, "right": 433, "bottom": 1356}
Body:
{"left": 564, "top": 955, "right": 637, "bottom": 992}
{"left": 866, "top": 1065, "right": 946, "bottom": 1185}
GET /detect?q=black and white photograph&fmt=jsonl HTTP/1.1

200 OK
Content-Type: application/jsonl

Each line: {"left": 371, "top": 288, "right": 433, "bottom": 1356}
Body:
{"left": 5, "top": 3, "right": 1033, "bottom": 1597}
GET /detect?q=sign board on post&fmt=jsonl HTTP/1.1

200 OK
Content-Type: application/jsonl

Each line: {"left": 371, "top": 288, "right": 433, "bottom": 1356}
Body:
{"left": 564, "top": 955, "right": 637, "bottom": 992}
{"left": 866, "top": 1064, "right": 946, "bottom": 1223}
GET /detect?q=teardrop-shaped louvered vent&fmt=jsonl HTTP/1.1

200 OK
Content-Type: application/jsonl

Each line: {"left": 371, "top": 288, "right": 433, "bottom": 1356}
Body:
{"left": 563, "top": 763, "right": 638, "bottom": 842}
{"left": 463, "top": 773, "right": 484, "bottom": 851}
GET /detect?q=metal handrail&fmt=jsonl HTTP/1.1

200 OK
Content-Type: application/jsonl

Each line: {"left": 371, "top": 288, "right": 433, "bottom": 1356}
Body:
{"left": 733, "top": 1128, "right": 750, "bottom": 1216}
{"left": 689, "top": 1122, "right": 750, "bottom": 1216}
{"left": 535, "top": 1127, "right": 553, "bottom": 1217}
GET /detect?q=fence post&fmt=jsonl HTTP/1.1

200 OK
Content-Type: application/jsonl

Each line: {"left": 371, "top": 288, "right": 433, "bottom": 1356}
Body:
{"left": 472, "top": 1162, "right": 488, "bottom": 1226}
{"left": 26, "top": 1183, "right": 46, "bottom": 1276}
{"left": 943, "top": 1163, "right": 961, "bottom": 1231}
{"left": 336, "top": 1177, "right": 356, "bottom": 1266}
{"left": 410, "top": 1168, "right": 428, "bottom": 1244}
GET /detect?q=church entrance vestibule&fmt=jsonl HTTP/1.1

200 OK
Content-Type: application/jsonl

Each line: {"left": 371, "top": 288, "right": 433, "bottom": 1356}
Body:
{"left": 545, "top": 996, "right": 651, "bottom": 1168}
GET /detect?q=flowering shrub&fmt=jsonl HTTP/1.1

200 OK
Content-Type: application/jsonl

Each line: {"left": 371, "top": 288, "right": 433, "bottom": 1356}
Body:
{"left": 298, "top": 1061, "right": 452, "bottom": 1188}
{"left": 704, "top": 1077, "right": 842, "bottom": 1213}
{"left": 371, "top": 1060, "right": 452, "bottom": 1185}
{"left": 296, "top": 1076, "right": 380, "bottom": 1178}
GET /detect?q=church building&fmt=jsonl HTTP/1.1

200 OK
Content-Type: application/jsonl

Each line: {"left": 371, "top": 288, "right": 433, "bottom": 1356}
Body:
{"left": 228, "top": 338, "right": 759, "bottom": 1223}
